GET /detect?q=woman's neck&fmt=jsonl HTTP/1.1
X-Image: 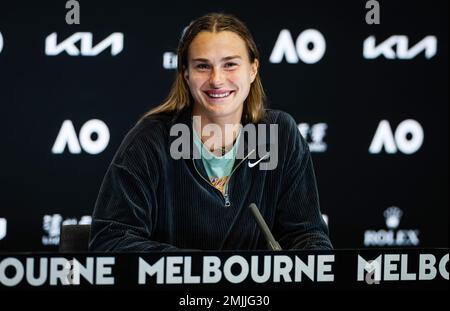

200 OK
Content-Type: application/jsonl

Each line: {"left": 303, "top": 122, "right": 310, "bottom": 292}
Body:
{"left": 192, "top": 113, "right": 242, "bottom": 157}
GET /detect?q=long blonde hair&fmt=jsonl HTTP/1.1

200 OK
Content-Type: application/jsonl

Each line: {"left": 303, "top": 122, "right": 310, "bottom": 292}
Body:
{"left": 140, "top": 13, "right": 266, "bottom": 123}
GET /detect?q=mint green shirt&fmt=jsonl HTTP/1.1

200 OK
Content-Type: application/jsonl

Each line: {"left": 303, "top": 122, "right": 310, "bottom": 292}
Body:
{"left": 193, "top": 127, "right": 241, "bottom": 194}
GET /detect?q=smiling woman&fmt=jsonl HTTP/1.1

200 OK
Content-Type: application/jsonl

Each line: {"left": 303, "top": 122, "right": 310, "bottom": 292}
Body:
{"left": 89, "top": 13, "right": 332, "bottom": 252}
{"left": 143, "top": 14, "right": 265, "bottom": 120}
{"left": 186, "top": 31, "right": 257, "bottom": 120}
{"left": 186, "top": 30, "right": 258, "bottom": 154}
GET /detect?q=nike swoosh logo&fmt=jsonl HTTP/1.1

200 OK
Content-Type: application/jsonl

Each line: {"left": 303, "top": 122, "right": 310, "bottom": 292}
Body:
{"left": 248, "top": 154, "right": 270, "bottom": 168}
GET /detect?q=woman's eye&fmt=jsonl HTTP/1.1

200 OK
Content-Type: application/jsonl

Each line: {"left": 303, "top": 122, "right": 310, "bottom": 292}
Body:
{"left": 224, "top": 62, "right": 237, "bottom": 69}
{"left": 196, "top": 64, "right": 210, "bottom": 70}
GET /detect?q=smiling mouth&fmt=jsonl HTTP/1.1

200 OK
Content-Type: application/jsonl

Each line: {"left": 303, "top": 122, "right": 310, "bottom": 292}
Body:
{"left": 204, "top": 90, "right": 235, "bottom": 99}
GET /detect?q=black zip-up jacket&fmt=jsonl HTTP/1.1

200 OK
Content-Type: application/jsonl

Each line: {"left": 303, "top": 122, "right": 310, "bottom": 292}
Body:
{"left": 89, "top": 107, "right": 332, "bottom": 251}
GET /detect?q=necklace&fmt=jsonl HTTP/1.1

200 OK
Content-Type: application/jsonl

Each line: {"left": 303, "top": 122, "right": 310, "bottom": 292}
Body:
{"left": 209, "top": 136, "right": 239, "bottom": 156}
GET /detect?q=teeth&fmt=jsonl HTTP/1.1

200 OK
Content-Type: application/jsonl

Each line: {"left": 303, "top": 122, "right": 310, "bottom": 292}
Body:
{"left": 208, "top": 92, "right": 231, "bottom": 98}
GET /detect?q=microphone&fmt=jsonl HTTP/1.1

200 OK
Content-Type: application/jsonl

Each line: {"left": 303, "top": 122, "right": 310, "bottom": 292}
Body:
{"left": 248, "top": 203, "right": 282, "bottom": 251}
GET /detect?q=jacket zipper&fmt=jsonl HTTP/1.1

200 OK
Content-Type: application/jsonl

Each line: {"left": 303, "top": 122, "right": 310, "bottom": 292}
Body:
{"left": 192, "top": 149, "right": 256, "bottom": 208}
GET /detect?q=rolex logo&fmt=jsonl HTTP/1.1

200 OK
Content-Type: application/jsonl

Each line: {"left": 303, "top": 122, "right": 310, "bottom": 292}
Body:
{"left": 383, "top": 207, "right": 403, "bottom": 229}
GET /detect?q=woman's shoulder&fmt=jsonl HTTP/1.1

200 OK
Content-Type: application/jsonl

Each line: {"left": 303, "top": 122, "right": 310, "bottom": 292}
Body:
{"left": 263, "top": 109, "right": 298, "bottom": 129}
{"left": 114, "top": 113, "right": 174, "bottom": 161}
{"left": 137, "top": 112, "right": 175, "bottom": 134}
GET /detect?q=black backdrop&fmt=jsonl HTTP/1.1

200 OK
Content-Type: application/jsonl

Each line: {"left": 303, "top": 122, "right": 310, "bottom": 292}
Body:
{"left": 0, "top": 0, "right": 448, "bottom": 251}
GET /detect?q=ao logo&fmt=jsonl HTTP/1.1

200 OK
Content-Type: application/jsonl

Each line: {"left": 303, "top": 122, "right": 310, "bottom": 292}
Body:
{"left": 270, "top": 29, "right": 326, "bottom": 64}
{"left": 52, "top": 119, "right": 110, "bottom": 155}
{"left": 0, "top": 32, "right": 3, "bottom": 53}
{"left": 0, "top": 218, "right": 6, "bottom": 241}
{"left": 369, "top": 120, "right": 424, "bottom": 154}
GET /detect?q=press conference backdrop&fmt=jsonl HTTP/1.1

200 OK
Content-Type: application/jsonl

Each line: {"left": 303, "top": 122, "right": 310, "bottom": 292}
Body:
{"left": 0, "top": 0, "right": 448, "bottom": 251}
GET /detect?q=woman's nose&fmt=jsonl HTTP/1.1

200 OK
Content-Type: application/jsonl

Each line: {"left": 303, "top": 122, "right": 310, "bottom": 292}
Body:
{"left": 209, "top": 68, "right": 224, "bottom": 87}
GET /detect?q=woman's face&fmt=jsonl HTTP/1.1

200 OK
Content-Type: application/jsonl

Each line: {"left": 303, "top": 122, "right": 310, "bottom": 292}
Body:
{"left": 184, "top": 31, "right": 258, "bottom": 121}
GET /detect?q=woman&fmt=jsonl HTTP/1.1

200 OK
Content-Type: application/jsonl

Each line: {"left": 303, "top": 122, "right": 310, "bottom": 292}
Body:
{"left": 89, "top": 13, "right": 332, "bottom": 251}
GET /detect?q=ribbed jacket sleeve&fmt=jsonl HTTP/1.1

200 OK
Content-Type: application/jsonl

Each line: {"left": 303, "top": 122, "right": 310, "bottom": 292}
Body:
{"left": 89, "top": 123, "right": 179, "bottom": 252}
{"left": 274, "top": 113, "right": 333, "bottom": 250}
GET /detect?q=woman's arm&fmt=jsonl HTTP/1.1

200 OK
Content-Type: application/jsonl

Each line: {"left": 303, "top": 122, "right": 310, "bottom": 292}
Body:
{"left": 274, "top": 113, "right": 333, "bottom": 250}
{"left": 89, "top": 126, "right": 178, "bottom": 252}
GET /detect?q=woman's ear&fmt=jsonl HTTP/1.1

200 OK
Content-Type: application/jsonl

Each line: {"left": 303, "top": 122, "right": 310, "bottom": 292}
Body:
{"left": 250, "top": 59, "right": 259, "bottom": 83}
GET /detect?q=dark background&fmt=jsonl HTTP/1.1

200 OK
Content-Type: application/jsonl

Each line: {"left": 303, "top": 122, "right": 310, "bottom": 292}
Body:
{"left": 0, "top": 0, "right": 448, "bottom": 251}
